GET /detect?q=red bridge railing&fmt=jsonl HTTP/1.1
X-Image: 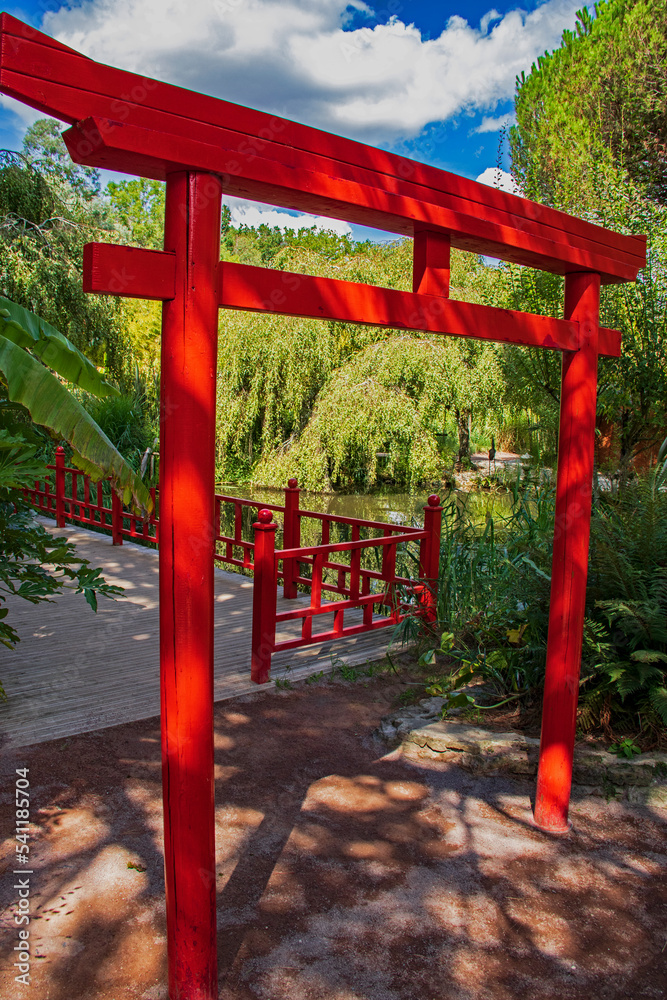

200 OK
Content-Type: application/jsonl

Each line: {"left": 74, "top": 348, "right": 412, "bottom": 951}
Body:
{"left": 249, "top": 493, "right": 442, "bottom": 683}
{"left": 26, "top": 446, "right": 159, "bottom": 544}
{"left": 25, "top": 450, "right": 441, "bottom": 680}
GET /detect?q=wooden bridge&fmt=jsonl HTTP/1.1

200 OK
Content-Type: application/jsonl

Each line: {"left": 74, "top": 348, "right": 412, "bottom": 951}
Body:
{"left": 0, "top": 519, "right": 397, "bottom": 749}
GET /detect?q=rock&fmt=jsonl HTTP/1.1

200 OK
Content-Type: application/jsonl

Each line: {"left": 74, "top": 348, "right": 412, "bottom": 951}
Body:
{"left": 504, "top": 754, "right": 535, "bottom": 776}
{"left": 607, "top": 761, "right": 639, "bottom": 784}
{"left": 408, "top": 720, "right": 538, "bottom": 756}
{"left": 377, "top": 715, "right": 667, "bottom": 805}
{"left": 647, "top": 785, "right": 667, "bottom": 808}
{"left": 418, "top": 696, "right": 446, "bottom": 714}
{"left": 572, "top": 752, "right": 608, "bottom": 785}
{"left": 377, "top": 721, "right": 398, "bottom": 742}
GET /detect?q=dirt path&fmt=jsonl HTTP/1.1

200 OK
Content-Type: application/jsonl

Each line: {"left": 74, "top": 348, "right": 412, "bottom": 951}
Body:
{"left": 1, "top": 678, "right": 666, "bottom": 999}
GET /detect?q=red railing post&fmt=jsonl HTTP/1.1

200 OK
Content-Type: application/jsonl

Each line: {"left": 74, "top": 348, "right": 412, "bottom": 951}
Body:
{"left": 417, "top": 494, "right": 442, "bottom": 623}
{"left": 54, "top": 446, "right": 66, "bottom": 528}
{"left": 214, "top": 495, "right": 221, "bottom": 554}
{"left": 282, "top": 477, "right": 300, "bottom": 599}
{"left": 533, "top": 272, "right": 601, "bottom": 834}
{"left": 251, "top": 509, "right": 278, "bottom": 684}
{"left": 111, "top": 488, "right": 123, "bottom": 545}
{"left": 159, "top": 171, "right": 222, "bottom": 1000}
{"left": 151, "top": 488, "right": 159, "bottom": 546}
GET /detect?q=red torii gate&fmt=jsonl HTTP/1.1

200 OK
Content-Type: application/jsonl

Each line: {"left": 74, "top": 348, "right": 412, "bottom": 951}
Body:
{"left": 0, "top": 13, "right": 646, "bottom": 1000}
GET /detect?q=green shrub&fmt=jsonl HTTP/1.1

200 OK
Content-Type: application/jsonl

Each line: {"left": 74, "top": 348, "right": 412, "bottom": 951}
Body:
{"left": 85, "top": 392, "right": 155, "bottom": 475}
{"left": 398, "top": 449, "right": 667, "bottom": 741}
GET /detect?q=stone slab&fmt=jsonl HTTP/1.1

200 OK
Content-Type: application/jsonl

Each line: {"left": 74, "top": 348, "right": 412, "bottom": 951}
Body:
{"left": 378, "top": 698, "right": 667, "bottom": 807}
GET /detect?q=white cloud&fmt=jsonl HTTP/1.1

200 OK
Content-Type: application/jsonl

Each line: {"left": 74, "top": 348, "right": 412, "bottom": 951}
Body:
{"left": 225, "top": 198, "right": 351, "bottom": 234}
{"left": 476, "top": 166, "right": 521, "bottom": 194}
{"left": 480, "top": 9, "right": 503, "bottom": 34}
{"left": 475, "top": 112, "right": 515, "bottom": 133}
{"left": 0, "top": 96, "right": 43, "bottom": 132}
{"left": 40, "top": 0, "right": 583, "bottom": 144}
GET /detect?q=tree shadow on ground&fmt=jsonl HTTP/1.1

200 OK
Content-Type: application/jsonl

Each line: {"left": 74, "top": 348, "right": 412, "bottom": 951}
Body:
{"left": 1, "top": 680, "right": 665, "bottom": 1000}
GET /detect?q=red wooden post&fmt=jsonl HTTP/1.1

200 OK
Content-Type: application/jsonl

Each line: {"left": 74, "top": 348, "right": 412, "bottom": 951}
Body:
{"left": 54, "top": 445, "right": 65, "bottom": 528}
{"left": 417, "top": 494, "right": 442, "bottom": 623}
{"left": 533, "top": 272, "right": 601, "bottom": 834}
{"left": 214, "top": 495, "right": 221, "bottom": 551}
{"left": 159, "top": 171, "right": 222, "bottom": 999}
{"left": 251, "top": 509, "right": 278, "bottom": 684}
{"left": 413, "top": 229, "right": 451, "bottom": 297}
{"left": 152, "top": 488, "right": 160, "bottom": 546}
{"left": 111, "top": 489, "right": 123, "bottom": 545}
{"left": 282, "top": 478, "right": 300, "bottom": 599}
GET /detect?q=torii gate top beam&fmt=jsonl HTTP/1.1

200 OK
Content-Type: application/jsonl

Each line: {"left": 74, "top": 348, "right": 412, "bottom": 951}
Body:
{"left": 0, "top": 12, "right": 645, "bottom": 286}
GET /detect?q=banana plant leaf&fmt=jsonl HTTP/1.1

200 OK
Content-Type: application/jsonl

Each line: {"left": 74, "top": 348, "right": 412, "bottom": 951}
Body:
{"left": 0, "top": 296, "right": 118, "bottom": 398}
{"left": 0, "top": 334, "right": 152, "bottom": 514}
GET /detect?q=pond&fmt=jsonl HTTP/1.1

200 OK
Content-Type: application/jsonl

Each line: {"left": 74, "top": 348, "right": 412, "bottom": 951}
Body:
{"left": 216, "top": 483, "right": 513, "bottom": 531}
{"left": 214, "top": 483, "right": 519, "bottom": 594}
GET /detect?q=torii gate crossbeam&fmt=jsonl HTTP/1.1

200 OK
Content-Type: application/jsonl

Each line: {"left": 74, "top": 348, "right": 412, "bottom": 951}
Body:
{"left": 0, "top": 14, "right": 646, "bottom": 1000}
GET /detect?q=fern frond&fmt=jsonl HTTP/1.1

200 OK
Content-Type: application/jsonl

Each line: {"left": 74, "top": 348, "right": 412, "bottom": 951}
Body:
{"left": 649, "top": 686, "right": 667, "bottom": 727}
{"left": 630, "top": 649, "right": 667, "bottom": 664}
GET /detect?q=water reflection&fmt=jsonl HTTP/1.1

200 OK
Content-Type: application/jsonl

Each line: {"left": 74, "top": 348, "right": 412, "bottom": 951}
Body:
{"left": 214, "top": 484, "right": 515, "bottom": 595}
{"left": 215, "top": 484, "right": 510, "bottom": 529}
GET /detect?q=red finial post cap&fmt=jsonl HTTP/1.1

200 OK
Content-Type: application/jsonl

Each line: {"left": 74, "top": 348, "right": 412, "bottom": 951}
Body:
{"left": 287, "top": 478, "right": 298, "bottom": 489}
{"left": 427, "top": 494, "right": 441, "bottom": 507}
{"left": 257, "top": 509, "right": 273, "bottom": 524}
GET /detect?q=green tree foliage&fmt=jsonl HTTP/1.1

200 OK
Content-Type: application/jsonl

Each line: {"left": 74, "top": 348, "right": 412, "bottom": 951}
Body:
{"left": 216, "top": 234, "right": 506, "bottom": 489}
{"left": 511, "top": 1, "right": 667, "bottom": 209}
{"left": 0, "top": 125, "right": 131, "bottom": 385}
{"left": 505, "top": 3, "right": 667, "bottom": 470}
{"left": 253, "top": 334, "right": 505, "bottom": 490}
{"left": 107, "top": 177, "right": 165, "bottom": 250}
{"left": 22, "top": 118, "right": 103, "bottom": 204}
{"left": 0, "top": 296, "right": 151, "bottom": 507}
{"left": 490, "top": 193, "right": 667, "bottom": 473}
{"left": 104, "top": 178, "right": 166, "bottom": 408}
{"left": 596, "top": 190, "right": 667, "bottom": 471}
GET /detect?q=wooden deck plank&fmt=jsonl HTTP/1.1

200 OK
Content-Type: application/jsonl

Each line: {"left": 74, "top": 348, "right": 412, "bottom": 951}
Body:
{"left": 0, "top": 521, "right": 396, "bottom": 748}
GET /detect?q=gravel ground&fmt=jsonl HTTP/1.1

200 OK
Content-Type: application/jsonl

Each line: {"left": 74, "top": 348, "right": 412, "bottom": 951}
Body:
{"left": 1, "top": 677, "right": 666, "bottom": 1000}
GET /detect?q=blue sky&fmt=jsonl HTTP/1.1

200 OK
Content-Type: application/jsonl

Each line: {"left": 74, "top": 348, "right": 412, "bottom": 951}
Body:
{"left": 0, "top": 0, "right": 588, "bottom": 239}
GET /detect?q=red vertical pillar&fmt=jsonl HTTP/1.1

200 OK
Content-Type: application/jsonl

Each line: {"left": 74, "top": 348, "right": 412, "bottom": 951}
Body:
{"left": 413, "top": 229, "right": 451, "bottom": 297}
{"left": 111, "top": 489, "right": 123, "bottom": 545}
{"left": 417, "top": 494, "right": 442, "bottom": 624}
{"left": 533, "top": 272, "right": 600, "bottom": 833}
{"left": 159, "top": 171, "right": 222, "bottom": 999}
{"left": 420, "top": 494, "right": 442, "bottom": 580}
{"left": 282, "top": 478, "right": 300, "bottom": 599}
{"left": 251, "top": 510, "right": 277, "bottom": 684}
{"left": 55, "top": 445, "right": 65, "bottom": 528}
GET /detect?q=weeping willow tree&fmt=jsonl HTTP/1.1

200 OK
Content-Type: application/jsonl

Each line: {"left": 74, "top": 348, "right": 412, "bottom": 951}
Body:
{"left": 215, "top": 238, "right": 413, "bottom": 482}
{"left": 253, "top": 334, "right": 505, "bottom": 490}
{"left": 215, "top": 236, "right": 507, "bottom": 489}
